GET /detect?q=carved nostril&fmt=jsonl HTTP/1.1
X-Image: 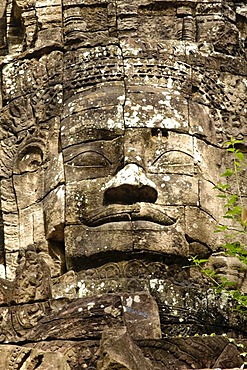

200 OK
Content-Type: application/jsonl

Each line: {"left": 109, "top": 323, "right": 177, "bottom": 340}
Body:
{"left": 103, "top": 163, "right": 158, "bottom": 205}
{"left": 104, "top": 184, "right": 157, "bottom": 205}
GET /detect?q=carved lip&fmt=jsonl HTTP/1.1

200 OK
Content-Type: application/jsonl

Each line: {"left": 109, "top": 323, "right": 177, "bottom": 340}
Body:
{"left": 82, "top": 203, "right": 176, "bottom": 227}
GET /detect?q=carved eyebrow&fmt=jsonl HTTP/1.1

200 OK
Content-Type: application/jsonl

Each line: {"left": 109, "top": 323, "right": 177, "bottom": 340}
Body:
{"left": 151, "top": 150, "right": 194, "bottom": 166}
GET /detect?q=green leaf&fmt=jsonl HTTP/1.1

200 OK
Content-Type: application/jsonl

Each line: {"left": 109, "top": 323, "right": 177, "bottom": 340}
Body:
{"left": 196, "top": 259, "right": 209, "bottom": 264}
{"left": 213, "top": 183, "right": 229, "bottom": 191}
{"left": 221, "top": 168, "right": 233, "bottom": 177}
{"left": 224, "top": 138, "right": 244, "bottom": 148}
{"left": 189, "top": 257, "right": 210, "bottom": 268}
{"left": 202, "top": 269, "right": 217, "bottom": 277}
{"left": 221, "top": 278, "right": 235, "bottom": 287}
{"left": 224, "top": 140, "right": 233, "bottom": 147}
{"left": 225, "top": 194, "right": 238, "bottom": 206}
{"left": 235, "top": 151, "right": 245, "bottom": 162}
{"left": 224, "top": 207, "right": 242, "bottom": 219}
{"left": 217, "top": 194, "right": 227, "bottom": 198}
{"left": 214, "top": 225, "right": 228, "bottom": 232}
{"left": 233, "top": 139, "right": 244, "bottom": 145}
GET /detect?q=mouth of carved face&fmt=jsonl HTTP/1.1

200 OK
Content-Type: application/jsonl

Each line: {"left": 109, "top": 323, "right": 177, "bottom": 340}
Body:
{"left": 65, "top": 203, "right": 213, "bottom": 273}
{"left": 82, "top": 202, "right": 176, "bottom": 227}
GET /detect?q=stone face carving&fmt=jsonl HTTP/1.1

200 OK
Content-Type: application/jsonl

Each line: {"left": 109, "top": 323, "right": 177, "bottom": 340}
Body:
{"left": 207, "top": 252, "right": 247, "bottom": 291}
{"left": 0, "top": 0, "right": 247, "bottom": 369}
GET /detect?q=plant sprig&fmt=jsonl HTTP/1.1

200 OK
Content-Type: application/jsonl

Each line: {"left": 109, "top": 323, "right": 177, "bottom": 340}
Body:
{"left": 191, "top": 137, "right": 247, "bottom": 313}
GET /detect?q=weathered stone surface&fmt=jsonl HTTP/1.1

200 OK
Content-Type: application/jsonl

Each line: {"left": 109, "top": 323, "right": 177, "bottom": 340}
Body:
{"left": 24, "top": 340, "right": 100, "bottom": 370}
{"left": 138, "top": 337, "right": 246, "bottom": 369}
{"left": 121, "top": 293, "right": 161, "bottom": 340}
{"left": 0, "top": 345, "right": 70, "bottom": 370}
{"left": 97, "top": 328, "right": 153, "bottom": 370}
{"left": 0, "top": 0, "right": 246, "bottom": 368}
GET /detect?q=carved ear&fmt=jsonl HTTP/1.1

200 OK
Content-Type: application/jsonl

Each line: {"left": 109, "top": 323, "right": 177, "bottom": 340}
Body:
{"left": 14, "top": 144, "right": 44, "bottom": 174}
{"left": 13, "top": 132, "right": 48, "bottom": 174}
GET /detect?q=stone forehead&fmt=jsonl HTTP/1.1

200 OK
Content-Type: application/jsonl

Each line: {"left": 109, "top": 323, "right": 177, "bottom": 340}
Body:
{"left": 62, "top": 89, "right": 187, "bottom": 127}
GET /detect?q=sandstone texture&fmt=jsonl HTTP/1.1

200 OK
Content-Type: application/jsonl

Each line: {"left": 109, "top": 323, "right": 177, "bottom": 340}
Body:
{"left": 0, "top": 0, "right": 246, "bottom": 369}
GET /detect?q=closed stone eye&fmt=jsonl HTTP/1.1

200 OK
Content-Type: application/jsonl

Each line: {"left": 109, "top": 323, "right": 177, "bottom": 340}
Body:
{"left": 67, "top": 151, "right": 111, "bottom": 167}
{"left": 151, "top": 150, "right": 193, "bottom": 167}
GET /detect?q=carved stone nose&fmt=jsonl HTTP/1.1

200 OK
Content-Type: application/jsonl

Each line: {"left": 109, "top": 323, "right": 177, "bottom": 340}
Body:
{"left": 103, "top": 164, "right": 158, "bottom": 205}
